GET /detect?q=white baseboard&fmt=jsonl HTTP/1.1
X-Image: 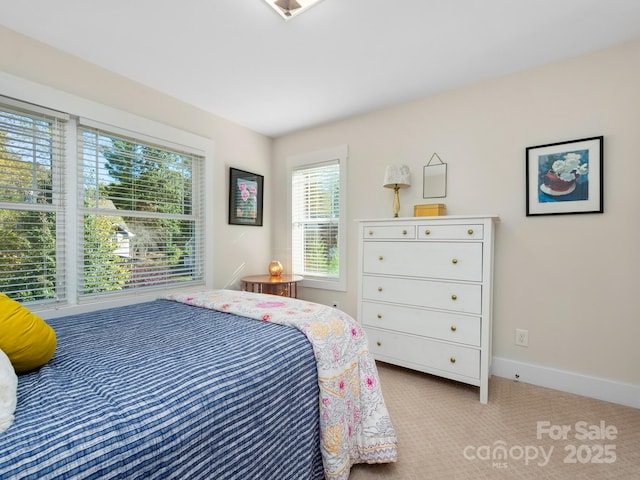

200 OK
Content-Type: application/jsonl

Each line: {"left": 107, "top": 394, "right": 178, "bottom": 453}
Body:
{"left": 492, "top": 357, "right": 639, "bottom": 409}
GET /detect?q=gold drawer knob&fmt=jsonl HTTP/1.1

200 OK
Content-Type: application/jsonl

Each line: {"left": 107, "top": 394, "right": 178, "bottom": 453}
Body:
{"left": 450, "top": 357, "right": 456, "bottom": 364}
{"left": 377, "top": 314, "right": 382, "bottom": 319}
{"left": 450, "top": 325, "right": 457, "bottom": 332}
{"left": 378, "top": 287, "right": 383, "bottom": 292}
{"left": 452, "top": 258, "right": 458, "bottom": 264}
{"left": 378, "top": 255, "right": 384, "bottom": 261}
{"left": 369, "top": 230, "right": 374, "bottom": 235}
{"left": 402, "top": 229, "right": 408, "bottom": 235}
{"left": 451, "top": 294, "right": 457, "bottom": 301}
{"left": 377, "top": 341, "right": 382, "bottom": 347}
{"left": 424, "top": 229, "right": 431, "bottom": 235}
{"left": 467, "top": 229, "right": 474, "bottom": 235}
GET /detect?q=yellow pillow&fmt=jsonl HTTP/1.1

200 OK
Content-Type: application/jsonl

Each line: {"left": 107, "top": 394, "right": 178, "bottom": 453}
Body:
{"left": 0, "top": 293, "right": 56, "bottom": 373}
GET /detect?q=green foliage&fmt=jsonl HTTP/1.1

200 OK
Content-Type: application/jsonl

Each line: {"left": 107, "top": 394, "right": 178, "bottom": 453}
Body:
{"left": 1, "top": 125, "right": 197, "bottom": 302}
{"left": 302, "top": 227, "right": 339, "bottom": 277}
{"left": 84, "top": 136, "right": 195, "bottom": 289}
{"left": 101, "top": 140, "right": 192, "bottom": 215}
{"left": 83, "top": 214, "right": 130, "bottom": 294}
{"left": 0, "top": 209, "right": 56, "bottom": 301}
{"left": 0, "top": 129, "right": 57, "bottom": 301}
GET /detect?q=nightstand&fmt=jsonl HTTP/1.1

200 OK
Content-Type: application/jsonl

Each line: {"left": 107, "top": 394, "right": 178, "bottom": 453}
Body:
{"left": 241, "top": 274, "right": 303, "bottom": 298}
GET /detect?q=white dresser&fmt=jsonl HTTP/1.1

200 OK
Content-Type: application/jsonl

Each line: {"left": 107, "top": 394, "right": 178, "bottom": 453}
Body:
{"left": 357, "top": 215, "right": 498, "bottom": 403}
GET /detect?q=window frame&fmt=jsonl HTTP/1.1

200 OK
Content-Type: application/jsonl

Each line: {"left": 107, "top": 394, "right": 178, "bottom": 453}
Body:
{"left": 0, "top": 97, "right": 69, "bottom": 304}
{"left": 287, "top": 145, "right": 348, "bottom": 292}
{"left": 0, "top": 74, "right": 215, "bottom": 316}
{"left": 76, "top": 119, "right": 205, "bottom": 301}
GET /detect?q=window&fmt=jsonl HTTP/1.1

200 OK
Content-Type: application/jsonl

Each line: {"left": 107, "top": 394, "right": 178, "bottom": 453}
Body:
{"left": 0, "top": 98, "right": 68, "bottom": 303}
{"left": 289, "top": 146, "right": 347, "bottom": 291}
{"left": 78, "top": 121, "right": 204, "bottom": 299}
{"left": 0, "top": 95, "right": 206, "bottom": 307}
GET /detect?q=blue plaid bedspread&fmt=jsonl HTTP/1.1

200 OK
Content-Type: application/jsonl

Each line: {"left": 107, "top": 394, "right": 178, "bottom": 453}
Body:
{"left": 0, "top": 299, "right": 323, "bottom": 479}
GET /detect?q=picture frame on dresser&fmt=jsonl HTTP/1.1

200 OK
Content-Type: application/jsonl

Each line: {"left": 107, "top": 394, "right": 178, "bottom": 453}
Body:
{"left": 526, "top": 136, "right": 603, "bottom": 216}
{"left": 228, "top": 167, "right": 264, "bottom": 226}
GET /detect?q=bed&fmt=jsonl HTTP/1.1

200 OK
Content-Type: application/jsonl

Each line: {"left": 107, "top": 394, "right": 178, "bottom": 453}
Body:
{"left": 0, "top": 289, "right": 397, "bottom": 479}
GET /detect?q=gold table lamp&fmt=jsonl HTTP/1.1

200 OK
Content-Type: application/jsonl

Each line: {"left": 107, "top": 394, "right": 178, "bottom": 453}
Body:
{"left": 383, "top": 165, "right": 411, "bottom": 217}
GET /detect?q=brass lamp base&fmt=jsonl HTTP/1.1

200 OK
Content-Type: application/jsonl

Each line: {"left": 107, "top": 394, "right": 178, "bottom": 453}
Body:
{"left": 392, "top": 186, "right": 401, "bottom": 217}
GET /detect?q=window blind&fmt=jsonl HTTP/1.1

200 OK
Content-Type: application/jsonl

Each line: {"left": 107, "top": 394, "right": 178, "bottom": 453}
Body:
{"left": 291, "top": 161, "right": 340, "bottom": 278}
{"left": 78, "top": 123, "right": 204, "bottom": 298}
{"left": 0, "top": 98, "right": 67, "bottom": 303}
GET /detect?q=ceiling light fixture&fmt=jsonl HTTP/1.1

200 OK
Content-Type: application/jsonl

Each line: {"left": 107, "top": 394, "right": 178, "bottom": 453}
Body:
{"left": 264, "top": 0, "right": 325, "bottom": 21}
{"left": 275, "top": 0, "right": 301, "bottom": 17}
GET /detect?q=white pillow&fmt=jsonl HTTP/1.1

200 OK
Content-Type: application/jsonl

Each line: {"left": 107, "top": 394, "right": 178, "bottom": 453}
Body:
{"left": 0, "top": 349, "right": 18, "bottom": 434}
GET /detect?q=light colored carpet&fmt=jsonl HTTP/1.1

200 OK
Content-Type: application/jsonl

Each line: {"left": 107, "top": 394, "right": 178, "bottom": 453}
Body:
{"left": 350, "top": 362, "right": 640, "bottom": 479}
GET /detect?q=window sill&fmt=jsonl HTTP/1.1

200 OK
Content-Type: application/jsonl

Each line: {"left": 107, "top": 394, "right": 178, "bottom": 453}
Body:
{"left": 298, "top": 277, "right": 346, "bottom": 292}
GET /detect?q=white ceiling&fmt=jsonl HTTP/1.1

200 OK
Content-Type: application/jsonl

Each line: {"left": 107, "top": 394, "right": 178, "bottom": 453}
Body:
{"left": 1, "top": 0, "right": 640, "bottom": 138}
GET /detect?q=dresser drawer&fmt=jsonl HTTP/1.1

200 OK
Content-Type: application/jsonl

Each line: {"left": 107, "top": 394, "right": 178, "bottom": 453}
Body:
{"left": 362, "top": 275, "right": 481, "bottom": 314}
{"left": 418, "top": 224, "right": 484, "bottom": 240}
{"left": 363, "top": 241, "right": 482, "bottom": 281}
{"left": 365, "top": 327, "right": 480, "bottom": 379}
{"left": 361, "top": 301, "right": 480, "bottom": 346}
{"left": 363, "top": 225, "right": 416, "bottom": 240}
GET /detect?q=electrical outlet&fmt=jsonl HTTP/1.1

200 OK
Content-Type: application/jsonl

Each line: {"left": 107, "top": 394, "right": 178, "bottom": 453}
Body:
{"left": 515, "top": 329, "right": 529, "bottom": 347}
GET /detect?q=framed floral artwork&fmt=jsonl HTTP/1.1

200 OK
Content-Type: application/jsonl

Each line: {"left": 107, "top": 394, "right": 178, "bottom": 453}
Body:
{"left": 526, "top": 136, "right": 603, "bottom": 216}
{"left": 229, "top": 167, "right": 263, "bottom": 226}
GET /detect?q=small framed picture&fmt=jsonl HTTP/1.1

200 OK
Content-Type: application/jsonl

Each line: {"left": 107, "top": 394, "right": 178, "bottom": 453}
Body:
{"left": 229, "top": 167, "right": 264, "bottom": 226}
{"left": 423, "top": 153, "right": 447, "bottom": 198}
{"left": 526, "top": 136, "right": 603, "bottom": 216}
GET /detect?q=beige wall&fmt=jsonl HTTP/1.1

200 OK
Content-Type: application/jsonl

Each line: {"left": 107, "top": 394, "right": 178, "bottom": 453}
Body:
{"left": 0, "top": 26, "right": 273, "bottom": 292}
{"left": 273, "top": 39, "right": 640, "bottom": 388}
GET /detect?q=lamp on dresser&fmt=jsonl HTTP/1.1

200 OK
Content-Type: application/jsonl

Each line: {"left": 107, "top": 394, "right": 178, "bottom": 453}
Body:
{"left": 383, "top": 165, "right": 411, "bottom": 217}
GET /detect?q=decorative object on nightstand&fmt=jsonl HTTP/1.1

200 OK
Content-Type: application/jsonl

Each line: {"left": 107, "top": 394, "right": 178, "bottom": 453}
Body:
{"left": 268, "top": 260, "right": 284, "bottom": 277}
{"left": 242, "top": 274, "right": 303, "bottom": 298}
{"left": 357, "top": 215, "right": 499, "bottom": 403}
{"left": 383, "top": 165, "right": 411, "bottom": 218}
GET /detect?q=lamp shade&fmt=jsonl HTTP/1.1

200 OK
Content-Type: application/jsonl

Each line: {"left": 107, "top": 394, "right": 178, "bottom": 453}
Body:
{"left": 383, "top": 165, "right": 411, "bottom": 188}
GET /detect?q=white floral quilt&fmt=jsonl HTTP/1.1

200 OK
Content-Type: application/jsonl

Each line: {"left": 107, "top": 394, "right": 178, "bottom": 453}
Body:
{"left": 164, "top": 289, "right": 398, "bottom": 479}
